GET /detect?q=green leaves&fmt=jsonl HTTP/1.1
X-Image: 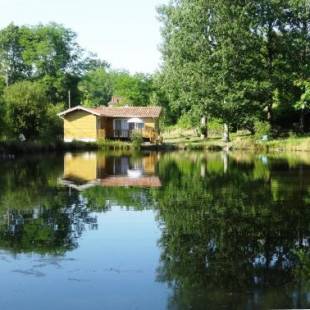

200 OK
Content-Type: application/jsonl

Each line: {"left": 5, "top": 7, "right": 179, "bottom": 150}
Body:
{"left": 78, "top": 68, "right": 113, "bottom": 107}
{"left": 294, "top": 79, "right": 310, "bottom": 110}
{"left": 3, "top": 81, "right": 48, "bottom": 139}
{"left": 109, "top": 70, "right": 154, "bottom": 106}
{"left": 159, "top": 0, "right": 310, "bottom": 132}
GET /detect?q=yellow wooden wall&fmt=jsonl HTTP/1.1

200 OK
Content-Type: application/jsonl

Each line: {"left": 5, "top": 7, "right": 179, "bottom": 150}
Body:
{"left": 143, "top": 153, "right": 157, "bottom": 174}
{"left": 64, "top": 153, "right": 98, "bottom": 182}
{"left": 64, "top": 110, "right": 98, "bottom": 142}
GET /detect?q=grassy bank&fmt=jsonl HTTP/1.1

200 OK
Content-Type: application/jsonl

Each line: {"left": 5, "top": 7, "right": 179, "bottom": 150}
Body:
{"left": 2, "top": 134, "right": 310, "bottom": 156}
{"left": 163, "top": 133, "right": 310, "bottom": 152}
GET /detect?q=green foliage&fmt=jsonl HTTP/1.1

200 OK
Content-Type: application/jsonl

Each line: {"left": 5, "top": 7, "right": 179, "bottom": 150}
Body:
{"left": 39, "top": 103, "right": 64, "bottom": 142}
{"left": 207, "top": 118, "right": 223, "bottom": 137}
{"left": 130, "top": 130, "right": 143, "bottom": 150}
{"left": 0, "top": 22, "right": 112, "bottom": 143}
{"left": 294, "top": 80, "right": 310, "bottom": 111}
{"left": 293, "top": 249, "right": 310, "bottom": 281}
{"left": 78, "top": 68, "right": 113, "bottom": 107}
{"left": 158, "top": 0, "right": 310, "bottom": 132}
{"left": 110, "top": 70, "right": 154, "bottom": 105}
{"left": 254, "top": 120, "right": 272, "bottom": 139}
{"left": 176, "top": 114, "right": 192, "bottom": 129}
{"left": 0, "top": 23, "right": 97, "bottom": 104}
{"left": 3, "top": 81, "right": 48, "bottom": 140}
{"left": 0, "top": 23, "right": 30, "bottom": 85}
{"left": 97, "top": 139, "right": 131, "bottom": 151}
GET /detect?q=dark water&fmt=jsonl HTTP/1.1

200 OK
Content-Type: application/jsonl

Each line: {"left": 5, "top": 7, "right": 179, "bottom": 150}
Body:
{"left": 0, "top": 151, "right": 310, "bottom": 309}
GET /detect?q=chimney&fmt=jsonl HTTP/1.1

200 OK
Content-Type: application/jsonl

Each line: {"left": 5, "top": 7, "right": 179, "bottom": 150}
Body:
{"left": 108, "top": 96, "right": 122, "bottom": 107}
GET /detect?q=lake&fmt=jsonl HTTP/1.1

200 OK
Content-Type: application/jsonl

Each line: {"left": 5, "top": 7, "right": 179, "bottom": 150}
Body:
{"left": 0, "top": 151, "right": 310, "bottom": 309}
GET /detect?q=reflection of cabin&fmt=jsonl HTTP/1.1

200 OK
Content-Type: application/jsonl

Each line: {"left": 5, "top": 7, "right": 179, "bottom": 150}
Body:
{"left": 61, "top": 152, "right": 161, "bottom": 190}
{"left": 58, "top": 106, "right": 162, "bottom": 143}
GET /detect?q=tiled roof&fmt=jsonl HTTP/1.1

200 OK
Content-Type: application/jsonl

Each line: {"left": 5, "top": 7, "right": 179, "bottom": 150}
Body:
{"left": 92, "top": 106, "right": 162, "bottom": 118}
{"left": 58, "top": 105, "right": 162, "bottom": 118}
{"left": 99, "top": 176, "right": 162, "bottom": 188}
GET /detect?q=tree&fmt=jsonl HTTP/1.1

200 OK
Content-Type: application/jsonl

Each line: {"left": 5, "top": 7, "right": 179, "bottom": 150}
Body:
{"left": 0, "top": 23, "right": 107, "bottom": 105}
{"left": 158, "top": 0, "right": 212, "bottom": 127}
{"left": 19, "top": 23, "right": 87, "bottom": 104}
{"left": 3, "top": 81, "right": 48, "bottom": 139}
{"left": 294, "top": 79, "right": 310, "bottom": 131}
{"left": 286, "top": 0, "right": 310, "bottom": 132}
{"left": 110, "top": 70, "right": 154, "bottom": 105}
{"left": 0, "top": 23, "right": 31, "bottom": 86}
{"left": 78, "top": 68, "right": 113, "bottom": 107}
{"left": 158, "top": 0, "right": 263, "bottom": 137}
{"left": 158, "top": 0, "right": 310, "bottom": 134}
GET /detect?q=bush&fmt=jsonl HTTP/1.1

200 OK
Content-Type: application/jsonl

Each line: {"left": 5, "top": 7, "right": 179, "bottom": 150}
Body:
{"left": 176, "top": 113, "right": 192, "bottom": 129}
{"left": 254, "top": 120, "right": 271, "bottom": 140}
{"left": 3, "top": 81, "right": 48, "bottom": 140}
{"left": 208, "top": 118, "right": 223, "bottom": 137}
{"left": 39, "top": 103, "right": 64, "bottom": 142}
{"left": 131, "top": 130, "right": 143, "bottom": 150}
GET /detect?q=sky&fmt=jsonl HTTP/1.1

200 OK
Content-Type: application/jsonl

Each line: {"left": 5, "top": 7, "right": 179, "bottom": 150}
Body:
{"left": 0, "top": 0, "right": 166, "bottom": 73}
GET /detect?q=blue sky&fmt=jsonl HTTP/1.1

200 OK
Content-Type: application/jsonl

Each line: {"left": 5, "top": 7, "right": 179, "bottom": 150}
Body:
{"left": 0, "top": 0, "right": 166, "bottom": 73}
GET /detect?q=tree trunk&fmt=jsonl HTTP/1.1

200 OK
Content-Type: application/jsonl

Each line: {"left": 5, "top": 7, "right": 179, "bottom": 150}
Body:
{"left": 299, "top": 108, "right": 305, "bottom": 133}
{"left": 200, "top": 116, "right": 208, "bottom": 139}
{"left": 5, "top": 71, "right": 9, "bottom": 87}
{"left": 223, "top": 123, "right": 230, "bottom": 142}
{"left": 267, "top": 103, "right": 273, "bottom": 124}
{"left": 266, "top": 20, "right": 274, "bottom": 126}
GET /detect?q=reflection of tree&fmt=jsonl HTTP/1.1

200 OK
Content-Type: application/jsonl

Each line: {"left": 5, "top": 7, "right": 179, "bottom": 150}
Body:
{"left": 154, "top": 153, "right": 310, "bottom": 309}
{"left": 83, "top": 186, "right": 154, "bottom": 211}
{"left": 0, "top": 156, "right": 97, "bottom": 255}
{"left": 1, "top": 152, "right": 310, "bottom": 308}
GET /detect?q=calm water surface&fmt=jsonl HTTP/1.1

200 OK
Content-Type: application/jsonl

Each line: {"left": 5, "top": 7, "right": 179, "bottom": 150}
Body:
{"left": 0, "top": 151, "right": 310, "bottom": 309}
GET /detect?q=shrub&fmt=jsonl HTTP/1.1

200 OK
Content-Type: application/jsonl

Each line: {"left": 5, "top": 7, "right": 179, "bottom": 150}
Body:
{"left": 176, "top": 113, "right": 192, "bottom": 129}
{"left": 131, "top": 130, "right": 143, "bottom": 150}
{"left": 254, "top": 120, "right": 271, "bottom": 140}
{"left": 208, "top": 118, "right": 223, "bottom": 137}
{"left": 39, "top": 103, "right": 64, "bottom": 142}
{"left": 3, "top": 81, "right": 48, "bottom": 140}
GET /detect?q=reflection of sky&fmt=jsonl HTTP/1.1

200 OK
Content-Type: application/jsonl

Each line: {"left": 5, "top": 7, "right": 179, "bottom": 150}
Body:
{"left": 0, "top": 207, "right": 169, "bottom": 310}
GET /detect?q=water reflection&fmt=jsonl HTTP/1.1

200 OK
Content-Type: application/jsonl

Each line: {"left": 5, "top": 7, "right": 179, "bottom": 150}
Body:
{"left": 0, "top": 151, "right": 309, "bottom": 308}
{"left": 61, "top": 152, "right": 161, "bottom": 189}
{"left": 154, "top": 152, "right": 310, "bottom": 309}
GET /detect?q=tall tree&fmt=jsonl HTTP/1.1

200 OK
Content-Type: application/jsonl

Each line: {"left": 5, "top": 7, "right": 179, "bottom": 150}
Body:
{"left": 158, "top": 0, "right": 310, "bottom": 133}
{"left": 287, "top": 0, "right": 310, "bottom": 131}
{"left": 0, "top": 23, "right": 30, "bottom": 86}
{"left": 158, "top": 0, "right": 263, "bottom": 137}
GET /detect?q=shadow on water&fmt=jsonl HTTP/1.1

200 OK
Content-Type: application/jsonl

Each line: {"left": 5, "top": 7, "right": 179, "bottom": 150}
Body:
{"left": 0, "top": 151, "right": 310, "bottom": 308}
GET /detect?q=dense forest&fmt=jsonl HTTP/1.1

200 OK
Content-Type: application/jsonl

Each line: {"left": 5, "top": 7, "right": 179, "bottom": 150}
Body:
{"left": 0, "top": 0, "right": 309, "bottom": 142}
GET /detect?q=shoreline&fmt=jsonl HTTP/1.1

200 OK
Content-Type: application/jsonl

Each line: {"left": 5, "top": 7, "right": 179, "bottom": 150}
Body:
{"left": 1, "top": 136, "right": 310, "bottom": 155}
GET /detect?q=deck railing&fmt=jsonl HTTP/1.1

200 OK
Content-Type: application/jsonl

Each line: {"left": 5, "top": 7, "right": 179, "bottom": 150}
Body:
{"left": 112, "top": 127, "right": 158, "bottom": 142}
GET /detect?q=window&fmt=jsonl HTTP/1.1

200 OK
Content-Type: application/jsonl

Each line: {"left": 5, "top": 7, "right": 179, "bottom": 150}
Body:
{"left": 114, "top": 119, "right": 129, "bottom": 130}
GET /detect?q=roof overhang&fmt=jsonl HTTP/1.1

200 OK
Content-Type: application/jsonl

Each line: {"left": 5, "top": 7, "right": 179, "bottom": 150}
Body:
{"left": 57, "top": 106, "right": 101, "bottom": 118}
